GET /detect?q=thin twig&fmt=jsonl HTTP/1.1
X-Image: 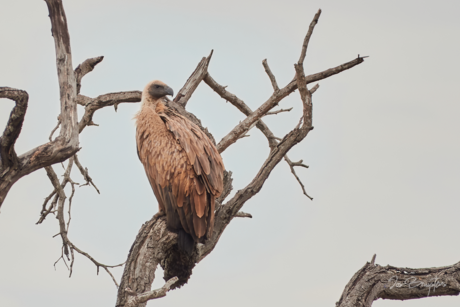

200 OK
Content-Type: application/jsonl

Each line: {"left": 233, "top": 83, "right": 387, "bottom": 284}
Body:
{"left": 262, "top": 59, "right": 279, "bottom": 91}
{"left": 298, "top": 9, "right": 322, "bottom": 65}
{"left": 67, "top": 181, "right": 76, "bottom": 231}
{"left": 234, "top": 211, "right": 253, "bottom": 218}
{"left": 49, "top": 117, "right": 61, "bottom": 141}
{"left": 284, "top": 156, "right": 313, "bottom": 200}
{"left": 37, "top": 190, "right": 57, "bottom": 224}
{"left": 266, "top": 108, "right": 293, "bottom": 116}
{"left": 74, "top": 155, "right": 100, "bottom": 194}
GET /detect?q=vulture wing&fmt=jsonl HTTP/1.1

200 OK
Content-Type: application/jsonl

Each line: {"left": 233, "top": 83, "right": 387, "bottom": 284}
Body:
{"left": 136, "top": 103, "right": 224, "bottom": 242}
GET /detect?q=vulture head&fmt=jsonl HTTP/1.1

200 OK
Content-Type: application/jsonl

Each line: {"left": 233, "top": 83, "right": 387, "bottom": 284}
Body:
{"left": 142, "top": 80, "right": 174, "bottom": 106}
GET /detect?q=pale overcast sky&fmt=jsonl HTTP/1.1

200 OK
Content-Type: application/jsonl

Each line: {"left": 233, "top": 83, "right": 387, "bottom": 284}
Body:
{"left": 1, "top": 0, "right": 459, "bottom": 307}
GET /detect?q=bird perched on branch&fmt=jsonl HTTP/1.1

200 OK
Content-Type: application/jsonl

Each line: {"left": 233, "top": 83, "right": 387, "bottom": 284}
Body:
{"left": 135, "top": 80, "right": 224, "bottom": 254}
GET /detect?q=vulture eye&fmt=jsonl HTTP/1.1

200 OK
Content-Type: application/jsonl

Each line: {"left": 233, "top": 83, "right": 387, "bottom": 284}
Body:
{"left": 155, "top": 85, "right": 161, "bottom": 89}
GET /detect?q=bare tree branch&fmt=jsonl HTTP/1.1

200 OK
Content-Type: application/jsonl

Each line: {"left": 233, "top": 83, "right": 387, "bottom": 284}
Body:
{"left": 201, "top": 84, "right": 315, "bottom": 261}
{"left": 262, "top": 59, "right": 279, "bottom": 91}
{"left": 74, "top": 56, "right": 104, "bottom": 94}
{"left": 216, "top": 55, "right": 363, "bottom": 153}
{"left": 45, "top": 163, "right": 123, "bottom": 288}
{"left": 45, "top": 0, "right": 78, "bottom": 145}
{"left": 116, "top": 216, "right": 179, "bottom": 307}
{"left": 234, "top": 211, "right": 252, "bottom": 218}
{"left": 204, "top": 73, "right": 313, "bottom": 198}
{"left": 298, "top": 9, "right": 322, "bottom": 65}
{"left": 204, "top": 73, "right": 278, "bottom": 150}
{"left": 294, "top": 63, "right": 313, "bottom": 129}
{"left": 74, "top": 154, "right": 100, "bottom": 193}
{"left": 173, "top": 50, "right": 213, "bottom": 108}
{"left": 125, "top": 277, "right": 179, "bottom": 307}
{"left": 0, "top": 87, "right": 28, "bottom": 169}
{"left": 48, "top": 117, "right": 61, "bottom": 141}
{"left": 265, "top": 107, "right": 293, "bottom": 116}
{"left": 0, "top": 0, "right": 82, "bottom": 209}
{"left": 76, "top": 94, "right": 92, "bottom": 106}
{"left": 199, "top": 10, "right": 326, "bottom": 258}
{"left": 284, "top": 156, "right": 313, "bottom": 200}
{"left": 37, "top": 190, "right": 57, "bottom": 224}
{"left": 78, "top": 91, "right": 141, "bottom": 133}
{"left": 337, "top": 260, "right": 460, "bottom": 307}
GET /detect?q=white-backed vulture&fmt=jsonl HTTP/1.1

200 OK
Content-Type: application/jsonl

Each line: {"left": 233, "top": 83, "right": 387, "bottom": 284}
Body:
{"left": 135, "top": 80, "right": 224, "bottom": 253}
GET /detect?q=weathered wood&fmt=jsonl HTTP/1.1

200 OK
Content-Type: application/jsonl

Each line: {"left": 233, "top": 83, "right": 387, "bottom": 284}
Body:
{"left": 0, "top": 0, "right": 80, "bottom": 209}
{"left": 0, "top": 87, "right": 28, "bottom": 169}
{"left": 75, "top": 56, "right": 104, "bottom": 94}
{"left": 116, "top": 216, "right": 177, "bottom": 307}
{"left": 173, "top": 50, "right": 213, "bottom": 108}
{"left": 337, "top": 259, "right": 460, "bottom": 307}
{"left": 79, "top": 91, "right": 141, "bottom": 133}
{"left": 45, "top": 0, "right": 78, "bottom": 145}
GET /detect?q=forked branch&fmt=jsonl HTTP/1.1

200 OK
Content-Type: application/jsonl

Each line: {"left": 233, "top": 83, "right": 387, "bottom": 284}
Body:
{"left": 0, "top": 0, "right": 80, "bottom": 209}
{"left": 45, "top": 164, "right": 123, "bottom": 287}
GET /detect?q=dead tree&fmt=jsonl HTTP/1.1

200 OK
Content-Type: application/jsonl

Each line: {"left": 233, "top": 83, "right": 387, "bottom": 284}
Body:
{"left": 1, "top": 1, "right": 459, "bottom": 306}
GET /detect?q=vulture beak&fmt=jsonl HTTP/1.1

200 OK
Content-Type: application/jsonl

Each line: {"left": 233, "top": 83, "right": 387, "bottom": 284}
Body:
{"left": 166, "top": 86, "right": 174, "bottom": 97}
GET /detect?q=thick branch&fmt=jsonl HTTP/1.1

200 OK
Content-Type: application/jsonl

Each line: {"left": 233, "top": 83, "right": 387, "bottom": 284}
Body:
{"left": 0, "top": 87, "right": 28, "bottom": 169}
{"left": 337, "top": 260, "right": 460, "bottom": 307}
{"left": 78, "top": 91, "right": 141, "bottom": 133}
{"left": 173, "top": 50, "right": 213, "bottom": 108}
{"left": 45, "top": 0, "right": 78, "bottom": 144}
{"left": 116, "top": 216, "right": 179, "bottom": 307}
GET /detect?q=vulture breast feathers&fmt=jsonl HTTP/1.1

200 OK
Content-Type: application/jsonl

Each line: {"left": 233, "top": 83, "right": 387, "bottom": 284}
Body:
{"left": 135, "top": 80, "right": 224, "bottom": 247}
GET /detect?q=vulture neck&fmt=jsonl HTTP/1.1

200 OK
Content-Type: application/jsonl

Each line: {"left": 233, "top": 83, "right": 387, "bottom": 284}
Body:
{"left": 142, "top": 95, "right": 161, "bottom": 107}
{"left": 141, "top": 95, "right": 167, "bottom": 113}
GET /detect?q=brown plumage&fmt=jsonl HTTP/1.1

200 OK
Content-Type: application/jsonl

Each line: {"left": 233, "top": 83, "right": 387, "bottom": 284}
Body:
{"left": 135, "top": 80, "right": 224, "bottom": 251}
